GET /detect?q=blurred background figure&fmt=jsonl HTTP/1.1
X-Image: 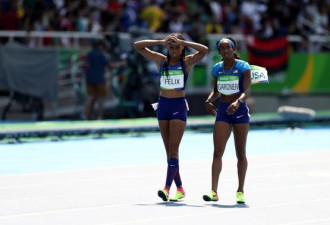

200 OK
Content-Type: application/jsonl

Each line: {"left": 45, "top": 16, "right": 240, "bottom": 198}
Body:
{"left": 140, "top": 0, "right": 164, "bottom": 32}
{"left": 0, "top": 0, "right": 329, "bottom": 121}
{"left": 84, "top": 40, "right": 109, "bottom": 120}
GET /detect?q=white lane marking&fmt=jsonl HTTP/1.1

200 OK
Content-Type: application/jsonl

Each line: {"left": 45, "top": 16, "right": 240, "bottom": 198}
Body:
{"left": 101, "top": 198, "right": 330, "bottom": 225}
{"left": 1, "top": 157, "right": 329, "bottom": 190}
{"left": 278, "top": 218, "right": 330, "bottom": 225}
{"left": 0, "top": 168, "right": 329, "bottom": 204}
{"left": 1, "top": 182, "right": 330, "bottom": 220}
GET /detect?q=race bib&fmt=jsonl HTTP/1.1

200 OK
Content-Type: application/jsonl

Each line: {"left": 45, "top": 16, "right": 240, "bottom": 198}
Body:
{"left": 160, "top": 70, "right": 184, "bottom": 89}
{"left": 251, "top": 65, "right": 268, "bottom": 84}
{"left": 217, "top": 76, "right": 240, "bottom": 95}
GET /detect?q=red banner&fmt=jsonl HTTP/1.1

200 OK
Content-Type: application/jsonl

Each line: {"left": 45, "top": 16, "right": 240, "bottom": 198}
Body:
{"left": 247, "top": 36, "right": 289, "bottom": 74}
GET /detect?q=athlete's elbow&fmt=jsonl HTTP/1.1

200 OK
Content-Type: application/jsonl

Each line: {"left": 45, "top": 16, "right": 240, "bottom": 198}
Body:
{"left": 202, "top": 46, "right": 209, "bottom": 54}
{"left": 133, "top": 42, "right": 139, "bottom": 49}
{"left": 134, "top": 41, "right": 144, "bottom": 50}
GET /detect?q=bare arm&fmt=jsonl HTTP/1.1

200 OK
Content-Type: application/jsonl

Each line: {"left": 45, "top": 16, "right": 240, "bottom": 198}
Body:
{"left": 109, "top": 60, "right": 127, "bottom": 68}
{"left": 204, "top": 77, "right": 219, "bottom": 116}
{"left": 166, "top": 35, "right": 209, "bottom": 72}
{"left": 226, "top": 69, "right": 251, "bottom": 114}
{"left": 183, "top": 41, "right": 209, "bottom": 69}
{"left": 134, "top": 39, "right": 166, "bottom": 69}
{"left": 237, "top": 70, "right": 251, "bottom": 103}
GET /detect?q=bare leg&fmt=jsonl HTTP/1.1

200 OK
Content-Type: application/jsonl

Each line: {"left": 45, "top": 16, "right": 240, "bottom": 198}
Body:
{"left": 85, "top": 96, "right": 96, "bottom": 120}
{"left": 212, "top": 121, "right": 232, "bottom": 192}
{"left": 168, "top": 119, "right": 185, "bottom": 159}
{"left": 159, "top": 119, "right": 185, "bottom": 189}
{"left": 233, "top": 123, "right": 249, "bottom": 192}
{"left": 97, "top": 96, "right": 105, "bottom": 119}
{"left": 159, "top": 120, "right": 170, "bottom": 159}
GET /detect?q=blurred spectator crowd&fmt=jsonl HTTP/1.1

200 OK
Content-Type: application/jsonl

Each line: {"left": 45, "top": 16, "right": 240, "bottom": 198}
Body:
{"left": 0, "top": 0, "right": 329, "bottom": 45}
{"left": 0, "top": 0, "right": 329, "bottom": 120}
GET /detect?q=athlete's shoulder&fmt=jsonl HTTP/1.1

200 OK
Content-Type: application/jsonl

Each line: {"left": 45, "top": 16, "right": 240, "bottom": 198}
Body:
{"left": 213, "top": 61, "right": 223, "bottom": 68}
{"left": 235, "top": 59, "right": 250, "bottom": 66}
{"left": 236, "top": 59, "right": 251, "bottom": 72}
{"left": 212, "top": 61, "right": 223, "bottom": 76}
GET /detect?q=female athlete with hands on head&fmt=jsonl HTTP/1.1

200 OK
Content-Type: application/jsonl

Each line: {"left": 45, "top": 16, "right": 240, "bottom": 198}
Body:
{"left": 203, "top": 36, "right": 251, "bottom": 204}
{"left": 134, "top": 33, "right": 208, "bottom": 201}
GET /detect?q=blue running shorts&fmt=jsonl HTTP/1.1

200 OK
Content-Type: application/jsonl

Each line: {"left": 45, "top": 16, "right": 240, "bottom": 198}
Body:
{"left": 157, "top": 96, "right": 188, "bottom": 121}
{"left": 216, "top": 102, "right": 250, "bottom": 124}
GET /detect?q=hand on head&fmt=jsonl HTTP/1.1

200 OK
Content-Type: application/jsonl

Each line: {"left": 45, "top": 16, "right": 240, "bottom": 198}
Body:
{"left": 165, "top": 34, "right": 183, "bottom": 47}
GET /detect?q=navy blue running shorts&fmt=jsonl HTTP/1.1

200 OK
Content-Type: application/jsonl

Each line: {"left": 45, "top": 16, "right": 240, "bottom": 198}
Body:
{"left": 157, "top": 96, "right": 188, "bottom": 122}
{"left": 216, "top": 102, "right": 250, "bottom": 124}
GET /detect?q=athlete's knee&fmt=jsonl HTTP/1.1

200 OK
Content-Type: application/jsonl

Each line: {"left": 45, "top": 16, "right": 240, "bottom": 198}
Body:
{"left": 213, "top": 148, "right": 223, "bottom": 159}
{"left": 236, "top": 152, "right": 247, "bottom": 162}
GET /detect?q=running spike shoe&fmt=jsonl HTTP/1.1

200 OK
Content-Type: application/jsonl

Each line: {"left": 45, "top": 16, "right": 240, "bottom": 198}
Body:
{"left": 236, "top": 191, "right": 245, "bottom": 204}
{"left": 158, "top": 189, "right": 169, "bottom": 201}
{"left": 169, "top": 189, "right": 185, "bottom": 201}
{"left": 203, "top": 190, "right": 219, "bottom": 202}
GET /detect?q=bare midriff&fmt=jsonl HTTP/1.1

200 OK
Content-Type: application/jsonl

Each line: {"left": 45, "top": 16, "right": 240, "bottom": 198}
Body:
{"left": 160, "top": 89, "right": 185, "bottom": 98}
{"left": 219, "top": 92, "right": 241, "bottom": 103}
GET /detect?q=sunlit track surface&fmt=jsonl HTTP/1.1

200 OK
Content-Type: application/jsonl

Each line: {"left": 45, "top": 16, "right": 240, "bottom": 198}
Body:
{"left": 0, "top": 151, "right": 330, "bottom": 225}
{"left": 0, "top": 127, "right": 330, "bottom": 225}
